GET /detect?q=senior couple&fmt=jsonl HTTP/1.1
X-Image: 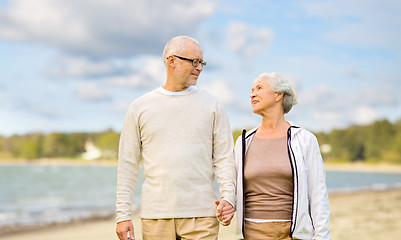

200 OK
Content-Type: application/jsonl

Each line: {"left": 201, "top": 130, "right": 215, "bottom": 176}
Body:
{"left": 116, "top": 36, "right": 330, "bottom": 240}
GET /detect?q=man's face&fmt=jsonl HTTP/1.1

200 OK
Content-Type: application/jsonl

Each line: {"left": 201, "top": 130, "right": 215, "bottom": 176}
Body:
{"left": 174, "top": 42, "right": 204, "bottom": 87}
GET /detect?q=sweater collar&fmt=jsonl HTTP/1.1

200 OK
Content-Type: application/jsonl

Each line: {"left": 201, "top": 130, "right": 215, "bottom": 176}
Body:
{"left": 157, "top": 86, "right": 198, "bottom": 96}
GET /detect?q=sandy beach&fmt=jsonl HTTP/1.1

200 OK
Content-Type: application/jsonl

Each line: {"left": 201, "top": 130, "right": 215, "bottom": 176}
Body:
{"left": 324, "top": 162, "right": 401, "bottom": 174}
{"left": 1, "top": 189, "right": 400, "bottom": 240}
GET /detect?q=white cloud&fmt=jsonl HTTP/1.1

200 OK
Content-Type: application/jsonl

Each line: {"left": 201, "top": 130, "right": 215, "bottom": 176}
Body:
{"left": 0, "top": 0, "right": 217, "bottom": 57}
{"left": 106, "top": 56, "right": 165, "bottom": 89}
{"left": 31, "top": 105, "right": 58, "bottom": 118}
{"left": 323, "top": 22, "right": 401, "bottom": 48}
{"left": 111, "top": 101, "right": 130, "bottom": 112}
{"left": 301, "top": 0, "right": 401, "bottom": 48}
{"left": 46, "top": 56, "right": 115, "bottom": 78}
{"left": 298, "top": 83, "right": 338, "bottom": 110}
{"left": 294, "top": 74, "right": 400, "bottom": 131}
{"left": 360, "top": 85, "right": 397, "bottom": 106}
{"left": 75, "top": 82, "right": 110, "bottom": 101}
{"left": 201, "top": 79, "right": 235, "bottom": 104}
{"left": 302, "top": 0, "right": 401, "bottom": 21}
{"left": 141, "top": 57, "right": 166, "bottom": 85}
{"left": 352, "top": 106, "right": 379, "bottom": 125}
{"left": 228, "top": 21, "right": 274, "bottom": 59}
{"left": 106, "top": 75, "right": 145, "bottom": 88}
{"left": 313, "top": 111, "right": 343, "bottom": 127}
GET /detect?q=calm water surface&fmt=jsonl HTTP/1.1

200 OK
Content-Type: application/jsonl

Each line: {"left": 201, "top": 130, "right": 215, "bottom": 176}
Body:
{"left": 0, "top": 165, "right": 400, "bottom": 229}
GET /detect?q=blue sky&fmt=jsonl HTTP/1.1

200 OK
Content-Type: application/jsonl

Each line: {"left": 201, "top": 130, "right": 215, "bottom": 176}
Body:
{"left": 1, "top": 0, "right": 400, "bottom": 136}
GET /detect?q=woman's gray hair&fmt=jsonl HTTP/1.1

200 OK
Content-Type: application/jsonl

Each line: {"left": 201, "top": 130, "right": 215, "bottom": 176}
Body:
{"left": 163, "top": 36, "right": 200, "bottom": 66}
{"left": 259, "top": 72, "right": 297, "bottom": 114}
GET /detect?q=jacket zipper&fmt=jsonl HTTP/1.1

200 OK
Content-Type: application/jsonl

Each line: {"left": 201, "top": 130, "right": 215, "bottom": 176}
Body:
{"left": 287, "top": 126, "right": 299, "bottom": 238}
{"left": 241, "top": 129, "right": 257, "bottom": 235}
{"left": 241, "top": 129, "right": 246, "bottom": 235}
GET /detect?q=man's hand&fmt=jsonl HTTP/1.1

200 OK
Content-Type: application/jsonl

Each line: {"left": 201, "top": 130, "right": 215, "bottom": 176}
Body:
{"left": 116, "top": 220, "right": 135, "bottom": 240}
{"left": 215, "top": 199, "right": 234, "bottom": 226}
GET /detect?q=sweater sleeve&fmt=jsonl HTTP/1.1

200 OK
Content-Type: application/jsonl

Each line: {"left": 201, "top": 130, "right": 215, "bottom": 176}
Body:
{"left": 116, "top": 103, "right": 141, "bottom": 223}
{"left": 212, "top": 101, "right": 236, "bottom": 207}
{"left": 305, "top": 133, "right": 331, "bottom": 240}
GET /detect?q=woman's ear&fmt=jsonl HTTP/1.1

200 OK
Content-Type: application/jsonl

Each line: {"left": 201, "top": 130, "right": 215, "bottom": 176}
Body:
{"left": 276, "top": 92, "right": 284, "bottom": 102}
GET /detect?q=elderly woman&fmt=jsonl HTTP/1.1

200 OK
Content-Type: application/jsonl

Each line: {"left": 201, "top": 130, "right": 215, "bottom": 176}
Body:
{"left": 234, "top": 72, "right": 330, "bottom": 240}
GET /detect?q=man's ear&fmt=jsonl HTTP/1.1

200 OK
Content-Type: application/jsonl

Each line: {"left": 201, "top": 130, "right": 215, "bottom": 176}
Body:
{"left": 167, "top": 56, "right": 175, "bottom": 68}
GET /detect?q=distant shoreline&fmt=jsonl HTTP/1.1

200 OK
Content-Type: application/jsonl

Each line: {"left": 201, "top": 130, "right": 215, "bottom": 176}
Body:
{"left": 324, "top": 162, "right": 401, "bottom": 174}
{"left": 0, "top": 158, "right": 117, "bottom": 167}
{"left": 2, "top": 159, "right": 401, "bottom": 173}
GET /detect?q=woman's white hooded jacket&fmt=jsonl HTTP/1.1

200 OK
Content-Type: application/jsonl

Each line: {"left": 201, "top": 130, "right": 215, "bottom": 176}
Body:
{"left": 235, "top": 124, "right": 331, "bottom": 240}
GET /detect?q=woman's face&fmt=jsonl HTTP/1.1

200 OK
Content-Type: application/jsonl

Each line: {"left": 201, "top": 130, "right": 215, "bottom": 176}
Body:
{"left": 250, "top": 76, "right": 281, "bottom": 115}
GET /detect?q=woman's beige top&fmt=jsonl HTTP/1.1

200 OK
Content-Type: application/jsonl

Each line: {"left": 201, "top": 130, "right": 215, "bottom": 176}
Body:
{"left": 244, "top": 136, "right": 293, "bottom": 220}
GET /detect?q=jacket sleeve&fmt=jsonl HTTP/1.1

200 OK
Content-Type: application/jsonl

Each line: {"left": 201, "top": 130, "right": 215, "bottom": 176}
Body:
{"left": 116, "top": 103, "right": 141, "bottom": 223}
{"left": 212, "top": 101, "right": 236, "bottom": 207}
{"left": 234, "top": 135, "right": 245, "bottom": 239}
{"left": 305, "top": 133, "right": 331, "bottom": 240}
{"left": 234, "top": 135, "right": 243, "bottom": 209}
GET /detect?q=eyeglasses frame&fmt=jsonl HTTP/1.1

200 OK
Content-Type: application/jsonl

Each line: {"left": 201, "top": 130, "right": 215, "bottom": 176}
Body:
{"left": 168, "top": 55, "right": 207, "bottom": 68}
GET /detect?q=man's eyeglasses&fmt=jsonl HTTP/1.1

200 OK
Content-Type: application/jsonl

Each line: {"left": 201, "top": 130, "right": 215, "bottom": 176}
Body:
{"left": 170, "top": 55, "right": 207, "bottom": 68}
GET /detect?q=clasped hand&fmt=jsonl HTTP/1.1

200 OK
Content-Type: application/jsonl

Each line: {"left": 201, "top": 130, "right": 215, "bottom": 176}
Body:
{"left": 116, "top": 200, "right": 235, "bottom": 240}
{"left": 215, "top": 199, "right": 234, "bottom": 226}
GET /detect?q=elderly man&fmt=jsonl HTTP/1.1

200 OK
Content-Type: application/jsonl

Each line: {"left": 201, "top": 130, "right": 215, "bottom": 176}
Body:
{"left": 116, "top": 36, "right": 236, "bottom": 240}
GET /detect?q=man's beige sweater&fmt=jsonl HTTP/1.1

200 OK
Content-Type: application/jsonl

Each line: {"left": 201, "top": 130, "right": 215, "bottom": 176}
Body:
{"left": 116, "top": 87, "right": 236, "bottom": 222}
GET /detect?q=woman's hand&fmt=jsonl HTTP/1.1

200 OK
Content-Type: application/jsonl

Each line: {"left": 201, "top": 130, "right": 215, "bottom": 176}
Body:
{"left": 215, "top": 200, "right": 235, "bottom": 226}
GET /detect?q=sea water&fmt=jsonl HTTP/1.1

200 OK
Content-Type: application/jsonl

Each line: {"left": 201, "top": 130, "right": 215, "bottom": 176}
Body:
{"left": 1, "top": 165, "right": 401, "bottom": 230}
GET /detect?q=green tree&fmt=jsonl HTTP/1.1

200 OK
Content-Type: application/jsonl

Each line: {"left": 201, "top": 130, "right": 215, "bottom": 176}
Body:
{"left": 326, "top": 126, "right": 365, "bottom": 162}
{"left": 18, "top": 133, "right": 43, "bottom": 159}
{"left": 3, "top": 134, "right": 23, "bottom": 157}
{"left": 364, "top": 119, "right": 395, "bottom": 162}
{"left": 94, "top": 130, "right": 120, "bottom": 159}
{"left": 42, "top": 133, "right": 69, "bottom": 157}
{"left": 65, "top": 133, "right": 88, "bottom": 156}
{"left": 384, "top": 120, "right": 401, "bottom": 163}
{"left": 20, "top": 140, "right": 41, "bottom": 159}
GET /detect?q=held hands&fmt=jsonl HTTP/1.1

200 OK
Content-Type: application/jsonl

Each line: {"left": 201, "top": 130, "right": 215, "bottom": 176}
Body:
{"left": 116, "top": 201, "right": 233, "bottom": 239}
{"left": 116, "top": 220, "right": 135, "bottom": 240}
{"left": 215, "top": 199, "right": 234, "bottom": 226}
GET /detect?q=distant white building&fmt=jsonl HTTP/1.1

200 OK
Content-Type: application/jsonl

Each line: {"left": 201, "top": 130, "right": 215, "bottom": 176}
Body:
{"left": 82, "top": 139, "right": 102, "bottom": 160}
{"left": 320, "top": 144, "right": 332, "bottom": 154}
